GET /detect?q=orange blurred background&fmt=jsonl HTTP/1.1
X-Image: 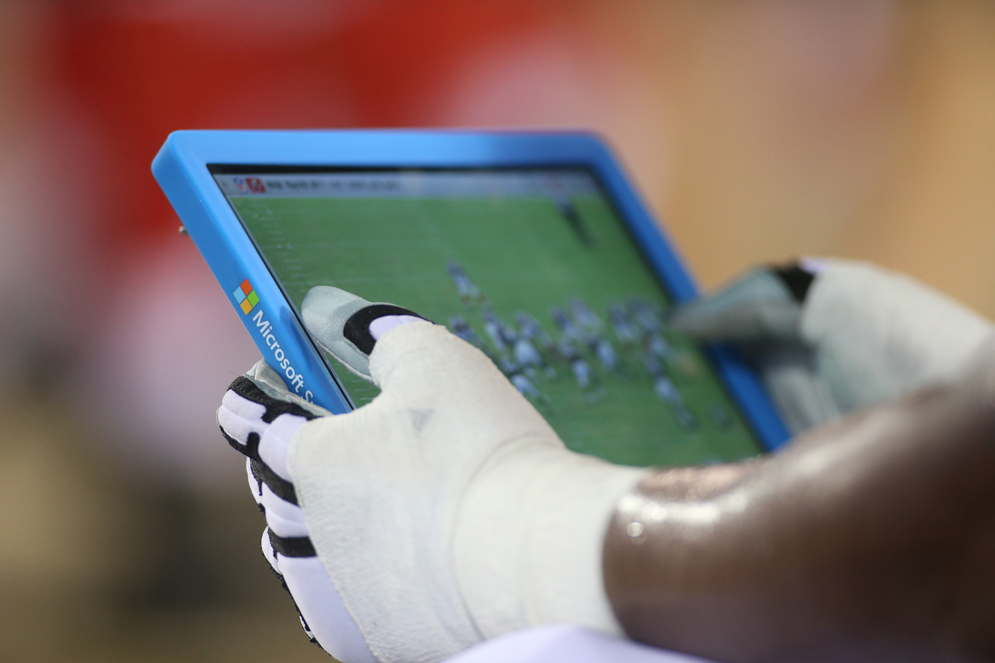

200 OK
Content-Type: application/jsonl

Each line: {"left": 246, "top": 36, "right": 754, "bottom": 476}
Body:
{"left": 2, "top": 1, "right": 994, "bottom": 661}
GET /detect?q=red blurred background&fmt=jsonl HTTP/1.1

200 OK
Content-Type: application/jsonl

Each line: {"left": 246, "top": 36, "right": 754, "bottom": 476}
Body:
{"left": 2, "top": 1, "right": 995, "bottom": 661}
{"left": 53, "top": 2, "right": 571, "bottom": 250}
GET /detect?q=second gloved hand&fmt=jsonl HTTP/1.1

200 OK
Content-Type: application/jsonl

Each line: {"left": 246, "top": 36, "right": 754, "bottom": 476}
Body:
{"left": 671, "top": 259, "right": 993, "bottom": 432}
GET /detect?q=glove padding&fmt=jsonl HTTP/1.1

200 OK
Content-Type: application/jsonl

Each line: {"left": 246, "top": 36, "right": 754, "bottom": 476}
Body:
{"left": 219, "top": 287, "right": 645, "bottom": 663}
{"left": 671, "top": 259, "right": 994, "bottom": 432}
{"left": 218, "top": 360, "right": 378, "bottom": 663}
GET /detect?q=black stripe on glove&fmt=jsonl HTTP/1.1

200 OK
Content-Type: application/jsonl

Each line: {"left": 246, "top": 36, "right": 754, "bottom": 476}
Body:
{"left": 344, "top": 303, "right": 426, "bottom": 354}
{"left": 228, "top": 375, "right": 321, "bottom": 423}
{"left": 269, "top": 529, "right": 318, "bottom": 558}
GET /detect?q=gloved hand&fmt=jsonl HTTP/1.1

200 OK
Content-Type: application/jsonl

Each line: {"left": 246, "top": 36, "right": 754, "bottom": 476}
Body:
{"left": 670, "top": 259, "right": 993, "bottom": 432}
{"left": 218, "top": 287, "right": 646, "bottom": 663}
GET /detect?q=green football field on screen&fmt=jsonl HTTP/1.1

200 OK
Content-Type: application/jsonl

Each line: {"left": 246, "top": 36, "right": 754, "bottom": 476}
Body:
{"left": 233, "top": 193, "right": 762, "bottom": 467}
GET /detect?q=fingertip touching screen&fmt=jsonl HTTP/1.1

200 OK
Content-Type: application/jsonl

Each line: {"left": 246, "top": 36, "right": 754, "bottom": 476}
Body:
{"left": 210, "top": 165, "right": 763, "bottom": 467}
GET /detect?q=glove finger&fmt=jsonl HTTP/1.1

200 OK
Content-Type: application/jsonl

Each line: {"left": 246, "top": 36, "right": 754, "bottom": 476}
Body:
{"left": 261, "top": 525, "right": 376, "bottom": 663}
{"left": 220, "top": 363, "right": 324, "bottom": 460}
{"left": 253, "top": 477, "right": 310, "bottom": 539}
{"left": 218, "top": 389, "right": 267, "bottom": 449}
{"left": 302, "top": 286, "right": 426, "bottom": 383}
{"left": 257, "top": 412, "right": 308, "bottom": 481}
{"left": 669, "top": 266, "right": 812, "bottom": 343}
{"left": 280, "top": 554, "right": 378, "bottom": 663}
{"left": 223, "top": 362, "right": 324, "bottom": 504}
{"left": 246, "top": 359, "right": 335, "bottom": 416}
{"left": 220, "top": 414, "right": 301, "bottom": 503}
{"left": 246, "top": 456, "right": 309, "bottom": 529}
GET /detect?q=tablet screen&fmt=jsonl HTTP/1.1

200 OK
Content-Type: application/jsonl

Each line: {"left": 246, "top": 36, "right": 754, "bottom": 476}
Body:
{"left": 211, "top": 166, "right": 763, "bottom": 466}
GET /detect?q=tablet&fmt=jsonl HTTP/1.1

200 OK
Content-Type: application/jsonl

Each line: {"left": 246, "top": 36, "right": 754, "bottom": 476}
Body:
{"left": 153, "top": 130, "right": 788, "bottom": 467}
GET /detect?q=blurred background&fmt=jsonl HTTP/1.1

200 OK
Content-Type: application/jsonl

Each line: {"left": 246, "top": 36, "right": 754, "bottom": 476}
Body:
{"left": 2, "top": 0, "right": 994, "bottom": 660}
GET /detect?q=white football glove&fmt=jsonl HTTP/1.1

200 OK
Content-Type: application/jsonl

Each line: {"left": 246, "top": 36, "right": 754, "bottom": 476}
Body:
{"left": 671, "top": 259, "right": 994, "bottom": 432}
{"left": 218, "top": 287, "right": 645, "bottom": 663}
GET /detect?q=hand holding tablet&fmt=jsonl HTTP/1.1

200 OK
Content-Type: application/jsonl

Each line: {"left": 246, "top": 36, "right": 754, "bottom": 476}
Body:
{"left": 156, "top": 131, "right": 995, "bottom": 662}
{"left": 220, "top": 286, "right": 646, "bottom": 661}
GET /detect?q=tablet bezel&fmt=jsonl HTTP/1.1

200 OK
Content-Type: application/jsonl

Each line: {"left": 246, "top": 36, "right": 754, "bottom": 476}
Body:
{"left": 153, "top": 130, "right": 789, "bottom": 452}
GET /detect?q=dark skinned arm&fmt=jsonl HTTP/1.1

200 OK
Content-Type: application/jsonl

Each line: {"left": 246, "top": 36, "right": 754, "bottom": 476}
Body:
{"left": 605, "top": 344, "right": 995, "bottom": 662}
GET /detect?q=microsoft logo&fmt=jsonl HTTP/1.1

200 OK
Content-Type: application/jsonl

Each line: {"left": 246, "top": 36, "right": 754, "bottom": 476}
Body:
{"left": 233, "top": 279, "right": 260, "bottom": 314}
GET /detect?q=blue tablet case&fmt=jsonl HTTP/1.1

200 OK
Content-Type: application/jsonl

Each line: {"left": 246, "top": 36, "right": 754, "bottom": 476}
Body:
{"left": 153, "top": 130, "right": 789, "bottom": 451}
